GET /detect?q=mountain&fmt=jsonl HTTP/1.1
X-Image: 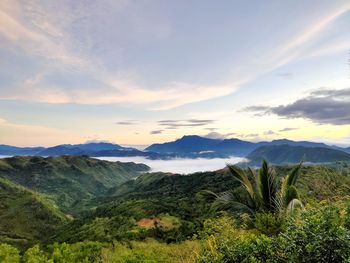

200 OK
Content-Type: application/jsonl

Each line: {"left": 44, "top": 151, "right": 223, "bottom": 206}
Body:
{"left": 0, "top": 178, "right": 68, "bottom": 249}
{"left": 37, "top": 142, "right": 128, "bottom": 156}
{"left": 0, "top": 156, "right": 149, "bottom": 212}
{"left": 145, "top": 135, "right": 346, "bottom": 157}
{"left": 0, "top": 145, "right": 44, "bottom": 156}
{"left": 260, "top": 139, "right": 333, "bottom": 149}
{"left": 246, "top": 144, "right": 350, "bottom": 165}
{"left": 1, "top": 137, "right": 349, "bottom": 159}
{"left": 212, "top": 138, "right": 257, "bottom": 156}
{"left": 145, "top": 135, "right": 220, "bottom": 154}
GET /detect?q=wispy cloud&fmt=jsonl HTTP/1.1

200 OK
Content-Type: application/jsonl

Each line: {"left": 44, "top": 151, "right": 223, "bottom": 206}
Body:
{"left": 276, "top": 73, "right": 293, "bottom": 79}
{"left": 0, "top": 1, "right": 348, "bottom": 111}
{"left": 150, "top": 130, "right": 163, "bottom": 135}
{"left": 263, "top": 130, "right": 278, "bottom": 136}
{"left": 204, "top": 132, "right": 237, "bottom": 139}
{"left": 158, "top": 119, "right": 215, "bottom": 129}
{"left": 116, "top": 120, "right": 138, "bottom": 125}
{"left": 279, "top": 127, "right": 298, "bottom": 132}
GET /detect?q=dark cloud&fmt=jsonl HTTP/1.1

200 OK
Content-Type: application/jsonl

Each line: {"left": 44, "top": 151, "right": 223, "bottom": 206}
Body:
{"left": 158, "top": 119, "right": 215, "bottom": 129}
{"left": 150, "top": 130, "right": 163, "bottom": 135}
{"left": 245, "top": 88, "right": 350, "bottom": 125}
{"left": 279, "top": 127, "right": 298, "bottom": 132}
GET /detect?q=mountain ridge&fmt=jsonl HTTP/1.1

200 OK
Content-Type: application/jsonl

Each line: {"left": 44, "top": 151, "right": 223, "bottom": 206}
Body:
{"left": 245, "top": 144, "right": 350, "bottom": 165}
{"left": 1, "top": 136, "right": 349, "bottom": 159}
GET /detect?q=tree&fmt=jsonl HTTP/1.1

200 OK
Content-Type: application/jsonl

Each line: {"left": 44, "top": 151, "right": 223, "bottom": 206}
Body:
{"left": 203, "top": 160, "right": 303, "bottom": 217}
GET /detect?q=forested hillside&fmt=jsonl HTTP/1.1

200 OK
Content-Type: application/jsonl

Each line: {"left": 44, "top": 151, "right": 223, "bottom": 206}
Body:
{"left": 1, "top": 157, "right": 350, "bottom": 262}
{"left": 0, "top": 156, "right": 149, "bottom": 212}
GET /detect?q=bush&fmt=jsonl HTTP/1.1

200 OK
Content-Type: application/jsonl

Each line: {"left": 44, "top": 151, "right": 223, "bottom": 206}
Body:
{"left": 254, "top": 212, "right": 284, "bottom": 236}
{"left": 278, "top": 206, "right": 350, "bottom": 263}
{"left": 198, "top": 233, "right": 279, "bottom": 263}
{"left": 49, "top": 242, "right": 103, "bottom": 263}
{"left": 23, "top": 245, "right": 49, "bottom": 263}
{"left": 198, "top": 204, "right": 350, "bottom": 263}
{"left": 0, "top": 243, "right": 21, "bottom": 263}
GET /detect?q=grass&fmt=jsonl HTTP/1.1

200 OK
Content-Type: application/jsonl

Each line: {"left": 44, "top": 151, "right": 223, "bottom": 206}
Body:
{"left": 102, "top": 239, "right": 200, "bottom": 263}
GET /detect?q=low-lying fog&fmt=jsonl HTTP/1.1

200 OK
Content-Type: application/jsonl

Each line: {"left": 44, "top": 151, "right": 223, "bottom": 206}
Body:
{"left": 97, "top": 156, "right": 245, "bottom": 174}
{"left": 0, "top": 155, "right": 245, "bottom": 174}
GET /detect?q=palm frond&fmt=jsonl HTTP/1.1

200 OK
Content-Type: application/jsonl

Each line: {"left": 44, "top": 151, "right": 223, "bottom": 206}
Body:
{"left": 259, "top": 160, "right": 278, "bottom": 212}
{"left": 285, "top": 162, "right": 303, "bottom": 187}
{"left": 211, "top": 191, "right": 255, "bottom": 214}
{"left": 196, "top": 190, "right": 219, "bottom": 202}
{"left": 227, "top": 165, "right": 255, "bottom": 202}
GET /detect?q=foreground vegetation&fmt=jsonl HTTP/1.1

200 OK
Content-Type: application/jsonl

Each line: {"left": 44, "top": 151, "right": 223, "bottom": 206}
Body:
{"left": 0, "top": 156, "right": 350, "bottom": 262}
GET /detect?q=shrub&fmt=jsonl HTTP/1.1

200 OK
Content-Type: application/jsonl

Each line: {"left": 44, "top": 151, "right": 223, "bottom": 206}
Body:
{"left": 0, "top": 243, "right": 21, "bottom": 263}
{"left": 254, "top": 212, "right": 284, "bottom": 236}
{"left": 23, "top": 245, "right": 49, "bottom": 263}
{"left": 278, "top": 206, "right": 350, "bottom": 263}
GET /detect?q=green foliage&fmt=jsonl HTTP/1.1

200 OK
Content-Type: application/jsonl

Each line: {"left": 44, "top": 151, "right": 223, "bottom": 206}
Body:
{"left": 0, "top": 243, "right": 20, "bottom": 263}
{"left": 102, "top": 239, "right": 199, "bottom": 263}
{"left": 254, "top": 213, "right": 284, "bottom": 236}
{"left": 0, "top": 156, "right": 148, "bottom": 212}
{"left": 1, "top": 242, "right": 103, "bottom": 263}
{"left": 278, "top": 205, "right": 350, "bottom": 263}
{"left": 206, "top": 161, "right": 303, "bottom": 228}
{"left": 23, "top": 245, "right": 49, "bottom": 263}
{"left": 49, "top": 242, "right": 103, "bottom": 263}
{"left": 198, "top": 204, "right": 350, "bottom": 263}
{"left": 0, "top": 178, "right": 67, "bottom": 250}
{"left": 2, "top": 155, "right": 350, "bottom": 262}
{"left": 198, "top": 215, "right": 279, "bottom": 262}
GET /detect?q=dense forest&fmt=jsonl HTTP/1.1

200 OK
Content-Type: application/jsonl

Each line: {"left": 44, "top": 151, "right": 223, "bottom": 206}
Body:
{"left": 1, "top": 156, "right": 350, "bottom": 262}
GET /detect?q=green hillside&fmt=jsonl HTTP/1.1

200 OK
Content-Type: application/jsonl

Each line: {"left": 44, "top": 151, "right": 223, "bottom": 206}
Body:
{"left": 246, "top": 144, "right": 350, "bottom": 165}
{"left": 53, "top": 163, "right": 350, "bottom": 245}
{"left": 0, "top": 156, "right": 149, "bottom": 212}
{"left": 0, "top": 178, "right": 68, "bottom": 249}
{"left": 1, "top": 157, "right": 350, "bottom": 262}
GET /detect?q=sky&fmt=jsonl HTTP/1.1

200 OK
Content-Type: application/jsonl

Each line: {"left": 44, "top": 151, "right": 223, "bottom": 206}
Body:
{"left": 0, "top": 0, "right": 349, "bottom": 147}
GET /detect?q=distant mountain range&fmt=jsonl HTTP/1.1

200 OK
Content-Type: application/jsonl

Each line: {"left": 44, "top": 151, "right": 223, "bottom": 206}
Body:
{"left": 246, "top": 144, "right": 350, "bottom": 166}
{"left": 145, "top": 135, "right": 350, "bottom": 155}
{"left": 1, "top": 136, "right": 350, "bottom": 164}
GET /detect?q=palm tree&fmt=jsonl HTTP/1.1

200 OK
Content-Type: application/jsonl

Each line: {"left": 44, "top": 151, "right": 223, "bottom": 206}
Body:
{"left": 202, "top": 160, "right": 303, "bottom": 216}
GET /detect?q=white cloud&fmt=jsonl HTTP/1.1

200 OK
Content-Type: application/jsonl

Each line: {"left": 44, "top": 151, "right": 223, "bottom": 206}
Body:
{"left": 0, "top": 1, "right": 348, "bottom": 110}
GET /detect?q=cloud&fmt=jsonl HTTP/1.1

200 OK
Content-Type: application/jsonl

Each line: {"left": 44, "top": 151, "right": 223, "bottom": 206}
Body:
{"left": 85, "top": 139, "right": 111, "bottom": 144}
{"left": 276, "top": 72, "right": 293, "bottom": 79}
{"left": 158, "top": 119, "right": 215, "bottom": 129}
{"left": 279, "top": 127, "right": 298, "bottom": 132}
{"left": 116, "top": 120, "right": 138, "bottom": 125}
{"left": 97, "top": 156, "right": 244, "bottom": 174}
{"left": 204, "top": 132, "right": 237, "bottom": 139}
{"left": 205, "top": 127, "right": 218, "bottom": 131}
{"left": 0, "top": 2, "right": 88, "bottom": 69}
{"left": 263, "top": 130, "right": 278, "bottom": 136}
{"left": 150, "top": 130, "right": 163, "bottom": 135}
{"left": 245, "top": 88, "right": 350, "bottom": 125}
{"left": 0, "top": 1, "right": 348, "bottom": 111}
{"left": 241, "top": 133, "right": 259, "bottom": 138}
